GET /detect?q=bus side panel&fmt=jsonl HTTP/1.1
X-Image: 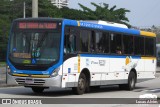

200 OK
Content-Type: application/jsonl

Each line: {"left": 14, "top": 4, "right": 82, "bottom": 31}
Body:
{"left": 80, "top": 57, "right": 110, "bottom": 86}
{"left": 140, "top": 58, "right": 156, "bottom": 79}
{"left": 123, "top": 57, "right": 143, "bottom": 79}
{"left": 109, "top": 58, "right": 125, "bottom": 80}
{"left": 62, "top": 57, "right": 79, "bottom": 88}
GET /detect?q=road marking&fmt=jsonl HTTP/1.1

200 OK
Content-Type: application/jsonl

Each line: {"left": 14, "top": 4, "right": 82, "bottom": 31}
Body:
{"left": 142, "top": 88, "right": 160, "bottom": 93}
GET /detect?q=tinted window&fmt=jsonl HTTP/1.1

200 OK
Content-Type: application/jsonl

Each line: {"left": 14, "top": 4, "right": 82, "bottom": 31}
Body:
{"left": 110, "top": 33, "right": 122, "bottom": 54}
{"left": 145, "top": 37, "right": 155, "bottom": 56}
{"left": 64, "top": 27, "right": 77, "bottom": 54}
{"left": 102, "top": 32, "right": 110, "bottom": 53}
{"left": 123, "top": 35, "right": 134, "bottom": 55}
{"left": 80, "top": 30, "right": 91, "bottom": 52}
{"left": 95, "top": 32, "right": 103, "bottom": 53}
{"left": 90, "top": 31, "right": 96, "bottom": 53}
{"left": 134, "top": 36, "right": 144, "bottom": 55}
{"left": 95, "top": 32, "right": 109, "bottom": 53}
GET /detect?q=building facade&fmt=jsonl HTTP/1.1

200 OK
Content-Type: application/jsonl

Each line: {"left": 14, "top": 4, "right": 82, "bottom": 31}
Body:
{"left": 50, "top": 0, "right": 68, "bottom": 8}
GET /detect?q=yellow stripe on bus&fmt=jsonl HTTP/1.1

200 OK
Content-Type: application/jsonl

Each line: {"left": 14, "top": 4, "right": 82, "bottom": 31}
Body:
{"left": 13, "top": 74, "right": 29, "bottom": 77}
{"left": 78, "top": 54, "right": 80, "bottom": 73}
{"left": 13, "top": 74, "right": 50, "bottom": 78}
{"left": 77, "top": 21, "right": 80, "bottom": 26}
{"left": 31, "top": 75, "right": 50, "bottom": 78}
{"left": 140, "top": 31, "right": 156, "bottom": 37}
{"left": 141, "top": 57, "right": 156, "bottom": 60}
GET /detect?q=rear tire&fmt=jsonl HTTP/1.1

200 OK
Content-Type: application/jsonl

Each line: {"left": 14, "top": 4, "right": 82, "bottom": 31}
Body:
{"left": 119, "top": 72, "right": 136, "bottom": 90}
{"left": 72, "top": 73, "right": 86, "bottom": 95}
{"left": 32, "top": 87, "right": 45, "bottom": 93}
{"left": 127, "top": 72, "right": 136, "bottom": 90}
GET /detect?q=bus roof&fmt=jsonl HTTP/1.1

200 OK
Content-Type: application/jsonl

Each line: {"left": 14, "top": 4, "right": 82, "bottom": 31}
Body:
{"left": 13, "top": 17, "right": 64, "bottom": 22}
{"left": 13, "top": 18, "right": 156, "bottom": 37}
{"left": 83, "top": 20, "right": 128, "bottom": 29}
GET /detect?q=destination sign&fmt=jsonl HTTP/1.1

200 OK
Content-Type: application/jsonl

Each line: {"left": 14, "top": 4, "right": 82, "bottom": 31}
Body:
{"left": 18, "top": 22, "right": 57, "bottom": 29}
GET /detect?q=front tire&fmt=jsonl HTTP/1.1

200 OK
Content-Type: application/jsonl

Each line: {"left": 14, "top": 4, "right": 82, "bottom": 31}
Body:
{"left": 72, "top": 73, "right": 86, "bottom": 95}
{"left": 31, "top": 87, "right": 45, "bottom": 93}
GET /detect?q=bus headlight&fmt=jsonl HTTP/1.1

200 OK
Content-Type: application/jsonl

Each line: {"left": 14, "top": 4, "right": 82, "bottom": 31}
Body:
{"left": 51, "top": 67, "right": 60, "bottom": 77}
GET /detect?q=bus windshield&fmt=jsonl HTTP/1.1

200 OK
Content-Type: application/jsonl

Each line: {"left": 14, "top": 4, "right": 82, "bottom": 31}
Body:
{"left": 9, "top": 30, "right": 61, "bottom": 67}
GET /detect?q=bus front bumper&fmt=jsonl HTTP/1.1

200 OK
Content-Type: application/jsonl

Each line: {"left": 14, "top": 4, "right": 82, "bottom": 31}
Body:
{"left": 7, "top": 73, "right": 62, "bottom": 88}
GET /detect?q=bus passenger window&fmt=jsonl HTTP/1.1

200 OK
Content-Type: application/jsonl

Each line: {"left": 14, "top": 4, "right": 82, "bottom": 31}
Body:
{"left": 80, "top": 30, "right": 91, "bottom": 53}
{"left": 123, "top": 35, "right": 134, "bottom": 55}
{"left": 95, "top": 32, "right": 109, "bottom": 53}
{"left": 110, "top": 33, "right": 122, "bottom": 54}
{"left": 116, "top": 46, "right": 122, "bottom": 54}
{"left": 134, "top": 36, "right": 144, "bottom": 55}
{"left": 102, "top": 32, "right": 110, "bottom": 53}
{"left": 64, "top": 34, "right": 76, "bottom": 53}
{"left": 90, "top": 31, "right": 95, "bottom": 53}
{"left": 145, "top": 37, "right": 155, "bottom": 56}
{"left": 64, "top": 28, "right": 76, "bottom": 54}
{"left": 95, "top": 32, "right": 103, "bottom": 53}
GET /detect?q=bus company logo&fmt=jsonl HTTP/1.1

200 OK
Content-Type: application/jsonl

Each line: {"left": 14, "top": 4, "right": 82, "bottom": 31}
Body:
{"left": 2, "top": 99, "right": 11, "bottom": 104}
{"left": 91, "top": 61, "right": 98, "bottom": 65}
{"left": 80, "top": 22, "right": 103, "bottom": 29}
{"left": 99, "top": 60, "right": 106, "bottom": 66}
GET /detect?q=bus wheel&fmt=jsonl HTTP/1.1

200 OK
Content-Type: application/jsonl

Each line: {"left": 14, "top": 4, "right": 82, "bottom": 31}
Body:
{"left": 72, "top": 73, "right": 86, "bottom": 95}
{"left": 127, "top": 72, "right": 136, "bottom": 90}
{"left": 31, "top": 87, "right": 45, "bottom": 93}
{"left": 119, "top": 72, "right": 136, "bottom": 90}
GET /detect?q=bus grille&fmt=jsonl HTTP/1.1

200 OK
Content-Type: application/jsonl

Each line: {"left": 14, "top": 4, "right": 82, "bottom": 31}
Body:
{"left": 15, "top": 78, "right": 45, "bottom": 86}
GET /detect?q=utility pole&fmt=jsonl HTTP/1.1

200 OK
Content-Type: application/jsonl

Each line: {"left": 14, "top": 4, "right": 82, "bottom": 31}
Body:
{"left": 32, "top": 0, "right": 38, "bottom": 18}
{"left": 23, "top": 1, "right": 26, "bottom": 18}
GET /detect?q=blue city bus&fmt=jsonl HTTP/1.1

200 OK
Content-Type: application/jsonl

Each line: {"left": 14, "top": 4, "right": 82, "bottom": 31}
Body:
{"left": 7, "top": 18, "right": 156, "bottom": 95}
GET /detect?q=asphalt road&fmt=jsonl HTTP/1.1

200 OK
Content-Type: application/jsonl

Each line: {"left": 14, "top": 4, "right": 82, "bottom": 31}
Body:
{"left": 0, "top": 76, "right": 159, "bottom": 107}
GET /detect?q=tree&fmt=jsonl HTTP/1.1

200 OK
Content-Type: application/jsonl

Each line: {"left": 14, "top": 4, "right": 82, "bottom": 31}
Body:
{"left": 0, "top": 0, "right": 12, "bottom": 61}
{"left": 61, "top": 7, "right": 88, "bottom": 20}
{"left": 78, "top": 2, "right": 130, "bottom": 27}
{"left": 38, "top": 0, "right": 61, "bottom": 17}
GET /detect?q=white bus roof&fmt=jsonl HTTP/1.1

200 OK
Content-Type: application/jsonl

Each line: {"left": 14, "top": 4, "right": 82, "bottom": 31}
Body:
{"left": 83, "top": 20, "right": 128, "bottom": 29}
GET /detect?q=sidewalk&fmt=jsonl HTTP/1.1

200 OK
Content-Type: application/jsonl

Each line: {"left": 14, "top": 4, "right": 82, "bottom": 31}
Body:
{"left": 0, "top": 67, "right": 8, "bottom": 87}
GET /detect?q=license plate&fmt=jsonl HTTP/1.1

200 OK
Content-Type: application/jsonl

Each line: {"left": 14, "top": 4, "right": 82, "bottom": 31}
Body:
{"left": 25, "top": 78, "right": 34, "bottom": 84}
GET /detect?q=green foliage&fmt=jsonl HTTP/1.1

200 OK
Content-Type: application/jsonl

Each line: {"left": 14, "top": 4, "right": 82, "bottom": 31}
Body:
{"left": 0, "top": 0, "right": 131, "bottom": 61}
{"left": 78, "top": 2, "right": 130, "bottom": 26}
{"left": 38, "top": 0, "right": 61, "bottom": 17}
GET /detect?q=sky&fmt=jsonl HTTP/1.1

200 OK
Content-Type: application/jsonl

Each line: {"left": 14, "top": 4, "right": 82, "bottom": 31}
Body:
{"left": 68, "top": 0, "right": 160, "bottom": 27}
